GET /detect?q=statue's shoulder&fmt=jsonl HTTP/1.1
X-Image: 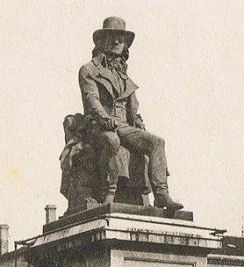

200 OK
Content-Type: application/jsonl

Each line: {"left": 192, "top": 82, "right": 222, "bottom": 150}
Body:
{"left": 79, "top": 60, "right": 96, "bottom": 78}
{"left": 79, "top": 54, "right": 104, "bottom": 78}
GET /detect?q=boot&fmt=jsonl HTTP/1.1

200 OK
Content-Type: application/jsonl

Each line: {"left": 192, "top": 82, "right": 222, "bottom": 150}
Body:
{"left": 154, "top": 189, "right": 183, "bottom": 210}
{"left": 103, "top": 194, "right": 115, "bottom": 205}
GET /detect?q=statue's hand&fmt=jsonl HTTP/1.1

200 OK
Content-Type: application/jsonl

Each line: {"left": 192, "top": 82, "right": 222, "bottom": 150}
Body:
{"left": 99, "top": 117, "right": 118, "bottom": 131}
{"left": 135, "top": 114, "right": 145, "bottom": 130}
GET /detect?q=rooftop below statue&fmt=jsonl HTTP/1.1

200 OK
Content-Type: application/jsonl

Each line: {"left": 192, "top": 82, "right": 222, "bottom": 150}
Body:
{"left": 24, "top": 203, "right": 223, "bottom": 267}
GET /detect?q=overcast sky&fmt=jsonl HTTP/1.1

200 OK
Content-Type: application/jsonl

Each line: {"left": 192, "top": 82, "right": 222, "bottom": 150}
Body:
{"left": 0, "top": 0, "right": 243, "bottom": 250}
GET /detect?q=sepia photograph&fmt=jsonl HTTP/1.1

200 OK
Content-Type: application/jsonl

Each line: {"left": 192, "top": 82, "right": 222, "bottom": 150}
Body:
{"left": 0, "top": 0, "right": 243, "bottom": 266}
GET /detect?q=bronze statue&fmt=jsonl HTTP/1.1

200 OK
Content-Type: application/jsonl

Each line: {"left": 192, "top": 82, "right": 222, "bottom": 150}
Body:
{"left": 60, "top": 17, "right": 183, "bottom": 213}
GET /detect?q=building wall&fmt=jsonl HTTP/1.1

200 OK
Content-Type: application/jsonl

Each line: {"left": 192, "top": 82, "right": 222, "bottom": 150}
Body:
{"left": 0, "top": 255, "right": 29, "bottom": 267}
{"left": 1, "top": 252, "right": 244, "bottom": 266}
{"left": 111, "top": 250, "right": 206, "bottom": 267}
{"left": 208, "top": 253, "right": 244, "bottom": 266}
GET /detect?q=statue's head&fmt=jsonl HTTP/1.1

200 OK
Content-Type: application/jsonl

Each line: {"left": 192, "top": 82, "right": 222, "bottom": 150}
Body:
{"left": 92, "top": 17, "right": 135, "bottom": 59}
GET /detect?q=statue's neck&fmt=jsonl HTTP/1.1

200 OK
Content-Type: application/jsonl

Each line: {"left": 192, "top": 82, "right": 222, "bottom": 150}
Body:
{"left": 102, "top": 52, "right": 127, "bottom": 74}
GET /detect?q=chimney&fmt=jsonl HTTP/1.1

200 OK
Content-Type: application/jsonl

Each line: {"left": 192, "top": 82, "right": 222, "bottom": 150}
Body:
{"left": 242, "top": 215, "right": 244, "bottom": 237}
{"left": 45, "top": 204, "right": 56, "bottom": 224}
{"left": 0, "top": 224, "right": 9, "bottom": 255}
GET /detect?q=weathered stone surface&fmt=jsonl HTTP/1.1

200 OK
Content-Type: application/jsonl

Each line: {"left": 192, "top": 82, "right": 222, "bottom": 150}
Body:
{"left": 43, "top": 203, "right": 193, "bottom": 234}
{"left": 26, "top": 204, "right": 222, "bottom": 267}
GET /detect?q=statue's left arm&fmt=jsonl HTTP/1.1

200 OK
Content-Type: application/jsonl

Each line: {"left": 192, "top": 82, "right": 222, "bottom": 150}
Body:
{"left": 126, "top": 92, "right": 145, "bottom": 129}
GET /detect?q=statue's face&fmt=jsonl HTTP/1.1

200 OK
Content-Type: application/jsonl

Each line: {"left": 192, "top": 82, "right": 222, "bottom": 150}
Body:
{"left": 104, "top": 33, "right": 125, "bottom": 55}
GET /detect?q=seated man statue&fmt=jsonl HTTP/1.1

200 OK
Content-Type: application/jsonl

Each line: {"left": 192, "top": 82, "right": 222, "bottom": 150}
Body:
{"left": 78, "top": 16, "right": 183, "bottom": 210}
{"left": 60, "top": 113, "right": 152, "bottom": 211}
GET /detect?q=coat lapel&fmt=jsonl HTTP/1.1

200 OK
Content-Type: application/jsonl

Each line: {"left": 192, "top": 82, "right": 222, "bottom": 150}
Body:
{"left": 99, "top": 67, "right": 121, "bottom": 96}
{"left": 91, "top": 54, "right": 139, "bottom": 99}
{"left": 92, "top": 54, "right": 121, "bottom": 97}
{"left": 117, "top": 77, "right": 139, "bottom": 100}
{"left": 91, "top": 74, "right": 114, "bottom": 97}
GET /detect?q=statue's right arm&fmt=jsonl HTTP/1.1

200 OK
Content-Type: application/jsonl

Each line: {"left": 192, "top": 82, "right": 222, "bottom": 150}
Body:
{"left": 79, "top": 66, "right": 109, "bottom": 121}
{"left": 79, "top": 66, "right": 117, "bottom": 131}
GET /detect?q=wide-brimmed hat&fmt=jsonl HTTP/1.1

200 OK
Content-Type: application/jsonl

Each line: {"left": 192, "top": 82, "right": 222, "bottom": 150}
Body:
{"left": 93, "top": 17, "right": 135, "bottom": 48}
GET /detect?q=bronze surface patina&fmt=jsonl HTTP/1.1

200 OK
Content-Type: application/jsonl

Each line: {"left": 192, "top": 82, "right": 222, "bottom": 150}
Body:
{"left": 60, "top": 17, "right": 183, "bottom": 214}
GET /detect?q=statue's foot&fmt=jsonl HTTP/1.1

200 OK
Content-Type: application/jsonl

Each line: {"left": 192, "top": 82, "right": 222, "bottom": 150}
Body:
{"left": 154, "top": 191, "right": 183, "bottom": 210}
{"left": 103, "top": 194, "right": 115, "bottom": 205}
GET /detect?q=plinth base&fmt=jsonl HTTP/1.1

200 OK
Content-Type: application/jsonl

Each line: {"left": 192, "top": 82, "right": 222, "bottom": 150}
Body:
{"left": 26, "top": 204, "right": 223, "bottom": 266}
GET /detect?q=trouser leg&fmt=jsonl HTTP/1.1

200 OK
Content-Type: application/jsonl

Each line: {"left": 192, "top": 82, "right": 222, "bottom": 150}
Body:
{"left": 117, "top": 126, "right": 168, "bottom": 194}
{"left": 93, "top": 130, "right": 120, "bottom": 199}
{"left": 118, "top": 125, "right": 183, "bottom": 210}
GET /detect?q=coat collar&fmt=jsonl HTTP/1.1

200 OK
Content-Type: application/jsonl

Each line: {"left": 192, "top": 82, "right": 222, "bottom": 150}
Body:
{"left": 92, "top": 53, "right": 122, "bottom": 95}
{"left": 91, "top": 53, "right": 139, "bottom": 99}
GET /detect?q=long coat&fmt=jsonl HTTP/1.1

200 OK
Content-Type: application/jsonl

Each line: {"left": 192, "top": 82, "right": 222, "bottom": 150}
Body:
{"left": 78, "top": 53, "right": 139, "bottom": 126}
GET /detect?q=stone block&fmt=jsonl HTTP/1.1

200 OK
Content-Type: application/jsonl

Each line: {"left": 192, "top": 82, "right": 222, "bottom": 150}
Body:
{"left": 25, "top": 204, "right": 223, "bottom": 267}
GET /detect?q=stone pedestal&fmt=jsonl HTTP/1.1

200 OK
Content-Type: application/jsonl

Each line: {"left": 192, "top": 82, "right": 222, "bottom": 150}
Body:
{"left": 25, "top": 204, "right": 222, "bottom": 266}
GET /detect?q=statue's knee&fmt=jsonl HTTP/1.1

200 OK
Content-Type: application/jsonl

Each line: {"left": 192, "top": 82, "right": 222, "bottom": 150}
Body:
{"left": 152, "top": 136, "right": 165, "bottom": 150}
{"left": 158, "top": 137, "right": 165, "bottom": 147}
{"left": 104, "top": 133, "right": 120, "bottom": 154}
